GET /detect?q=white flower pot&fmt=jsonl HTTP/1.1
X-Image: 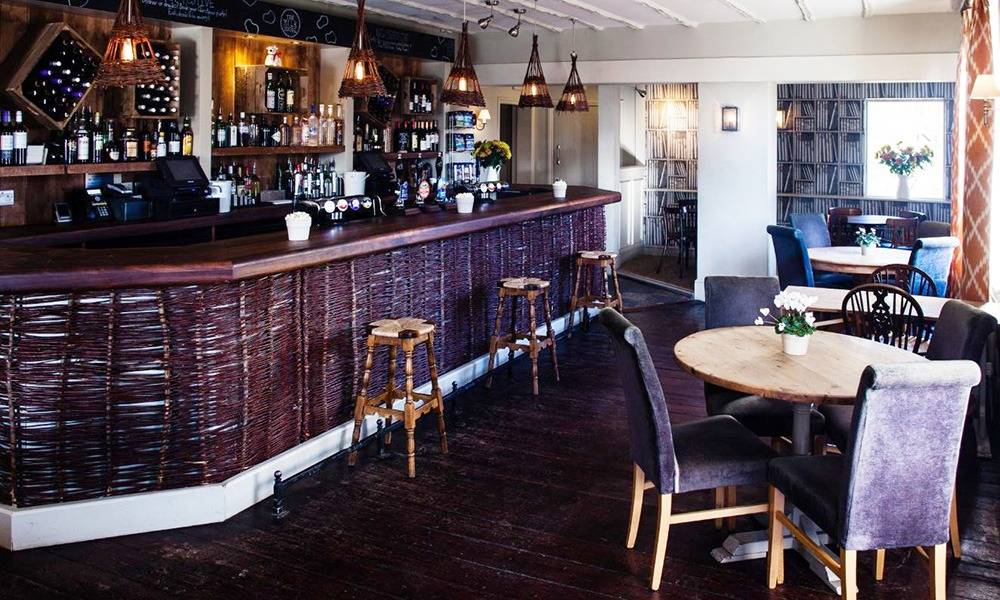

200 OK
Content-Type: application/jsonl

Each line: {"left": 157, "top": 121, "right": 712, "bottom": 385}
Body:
{"left": 861, "top": 244, "right": 873, "bottom": 256}
{"left": 455, "top": 192, "right": 475, "bottom": 214}
{"left": 481, "top": 165, "right": 501, "bottom": 182}
{"left": 285, "top": 212, "right": 312, "bottom": 241}
{"left": 896, "top": 174, "right": 911, "bottom": 200}
{"left": 552, "top": 180, "right": 568, "bottom": 200}
{"left": 782, "top": 333, "right": 811, "bottom": 356}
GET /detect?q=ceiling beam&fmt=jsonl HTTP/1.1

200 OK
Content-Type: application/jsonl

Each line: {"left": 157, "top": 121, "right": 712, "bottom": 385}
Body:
{"left": 318, "top": 0, "right": 464, "bottom": 32}
{"left": 503, "top": 0, "right": 604, "bottom": 30}
{"left": 551, "top": 0, "right": 645, "bottom": 29}
{"left": 793, "top": 0, "right": 813, "bottom": 21}
{"left": 631, "top": 0, "right": 698, "bottom": 27}
{"left": 860, "top": 0, "right": 872, "bottom": 17}
{"left": 715, "top": 0, "right": 766, "bottom": 23}
{"left": 379, "top": 0, "right": 509, "bottom": 32}
{"left": 442, "top": 0, "right": 564, "bottom": 32}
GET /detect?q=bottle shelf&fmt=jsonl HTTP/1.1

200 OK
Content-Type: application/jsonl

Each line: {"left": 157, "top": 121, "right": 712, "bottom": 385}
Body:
{"left": 382, "top": 151, "right": 442, "bottom": 161}
{"left": 0, "top": 162, "right": 157, "bottom": 178}
{"left": 211, "top": 145, "right": 345, "bottom": 158}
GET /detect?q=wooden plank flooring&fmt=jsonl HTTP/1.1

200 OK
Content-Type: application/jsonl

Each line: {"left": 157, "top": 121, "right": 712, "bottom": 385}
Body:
{"left": 0, "top": 298, "right": 998, "bottom": 599}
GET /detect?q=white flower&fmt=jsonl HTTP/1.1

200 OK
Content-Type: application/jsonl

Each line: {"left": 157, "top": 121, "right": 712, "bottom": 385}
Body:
{"left": 777, "top": 322, "right": 786, "bottom": 332}
{"left": 754, "top": 317, "right": 764, "bottom": 325}
{"left": 805, "top": 313, "right": 816, "bottom": 326}
{"left": 760, "top": 308, "right": 770, "bottom": 316}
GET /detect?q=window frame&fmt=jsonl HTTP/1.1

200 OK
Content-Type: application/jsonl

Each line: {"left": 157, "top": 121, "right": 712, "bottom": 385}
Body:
{"left": 863, "top": 97, "right": 949, "bottom": 200}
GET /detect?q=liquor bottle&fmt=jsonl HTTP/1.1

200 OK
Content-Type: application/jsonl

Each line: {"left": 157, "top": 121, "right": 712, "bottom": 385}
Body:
{"left": 265, "top": 70, "right": 278, "bottom": 112}
{"left": 396, "top": 121, "right": 409, "bottom": 153}
{"left": 167, "top": 119, "right": 182, "bottom": 156}
{"left": 234, "top": 163, "right": 246, "bottom": 207}
{"left": 124, "top": 127, "right": 139, "bottom": 162}
{"left": 91, "top": 112, "right": 105, "bottom": 163}
{"left": 284, "top": 72, "right": 296, "bottom": 113}
{"left": 227, "top": 113, "right": 238, "bottom": 148}
{"left": 0, "top": 111, "right": 12, "bottom": 166}
{"left": 63, "top": 116, "right": 77, "bottom": 165}
{"left": 279, "top": 117, "right": 291, "bottom": 146}
{"left": 75, "top": 108, "right": 91, "bottom": 164}
{"left": 238, "top": 112, "right": 249, "bottom": 147}
{"left": 291, "top": 116, "right": 302, "bottom": 146}
{"left": 261, "top": 118, "right": 274, "bottom": 148}
{"left": 275, "top": 72, "right": 286, "bottom": 113}
{"left": 141, "top": 124, "right": 154, "bottom": 160}
{"left": 410, "top": 120, "right": 419, "bottom": 153}
{"left": 155, "top": 121, "right": 167, "bottom": 158}
{"left": 105, "top": 120, "right": 120, "bottom": 162}
{"left": 181, "top": 117, "right": 194, "bottom": 156}
{"left": 317, "top": 104, "right": 328, "bottom": 146}
{"left": 307, "top": 104, "right": 319, "bottom": 147}
{"left": 12, "top": 111, "right": 28, "bottom": 166}
{"left": 249, "top": 162, "right": 261, "bottom": 204}
{"left": 215, "top": 112, "right": 227, "bottom": 148}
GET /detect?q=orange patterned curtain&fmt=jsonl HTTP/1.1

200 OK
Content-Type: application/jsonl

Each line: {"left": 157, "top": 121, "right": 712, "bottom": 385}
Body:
{"left": 951, "top": 0, "right": 993, "bottom": 302}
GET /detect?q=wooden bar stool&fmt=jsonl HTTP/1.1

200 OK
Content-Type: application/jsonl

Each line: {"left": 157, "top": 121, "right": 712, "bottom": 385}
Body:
{"left": 568, "top": 250, "right": 623, "bottom": 336}
{"left": 486, "top": 277, "right": 559, "bottom": 396}
{"left": 348, "top": 317, "right": 448, "bottom": 478}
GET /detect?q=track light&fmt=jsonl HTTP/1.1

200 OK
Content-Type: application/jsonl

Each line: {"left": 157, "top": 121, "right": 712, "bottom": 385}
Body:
{"left": 509, "top": 8, "right": 525, "bottom": 37}
{"left": 479, "top": 0, "right": 498, "bottom": 29}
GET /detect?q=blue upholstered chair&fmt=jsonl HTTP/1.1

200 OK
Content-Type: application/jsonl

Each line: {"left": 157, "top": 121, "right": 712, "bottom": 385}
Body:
{"left": 789, "top": 213, "right": 831, "bottom": 248}
{"left": 705, "top": 276, "right": 824, "bottom": 440}
{"left": 909, "top": 236, "right": 959, "bottom": 297}
{"left": 767, "top": 225, "right": 853, "bottom": 289}
{"left": 820, "top": 300, "right": 996, "bottom": 559}
{"left": 599, "top": 308, "right": 776, "bottom": 591}
{"left": 766, "top": 361, "right": 981, "bottom": 600}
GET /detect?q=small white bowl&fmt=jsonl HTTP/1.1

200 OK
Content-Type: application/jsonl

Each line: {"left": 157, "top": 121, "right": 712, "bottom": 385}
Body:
{"left": 285, "top": 212, "right": 312, "bottom": 241}
{"left": 552, "top": 180, "right": 568, "bottom": 200}
{"left": 455, "top": 192, "right": 475, "bottom": 214}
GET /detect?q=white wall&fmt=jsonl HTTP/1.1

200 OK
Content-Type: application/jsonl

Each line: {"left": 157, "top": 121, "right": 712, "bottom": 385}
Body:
{"left": 694, "top": 82, "right": 778, "bottom": 300}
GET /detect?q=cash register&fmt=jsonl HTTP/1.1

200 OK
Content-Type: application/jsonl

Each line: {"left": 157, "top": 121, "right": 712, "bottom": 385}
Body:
{"left": 144, "top": 156, "right": 219, "bottom": 220}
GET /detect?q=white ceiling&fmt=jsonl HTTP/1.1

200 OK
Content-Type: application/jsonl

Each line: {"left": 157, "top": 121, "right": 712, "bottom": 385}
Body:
{"left": 341, "top": 0, "right": 960, "bottom": 33}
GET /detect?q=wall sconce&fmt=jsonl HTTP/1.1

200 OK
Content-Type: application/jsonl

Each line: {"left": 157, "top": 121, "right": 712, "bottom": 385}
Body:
{"left": 721, "top": 106, "right": 739, "bottom": 132}
{"left": 971, "top": 73, "right": 1000, "bottom": 123}
{"left": 475, "top": 108, "right": 491, "bottom": 130}
{"left": 776, "top": 107, "right": 788, "bottom": 129}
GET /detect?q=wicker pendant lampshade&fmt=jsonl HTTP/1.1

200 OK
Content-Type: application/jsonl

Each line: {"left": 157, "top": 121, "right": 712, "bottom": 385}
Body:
{"left": 441, "top": 22, "right": 485, "bottom": 107}
{"left": 93, "top": 0, "right": 162, "bottom": 87}
{"left": 339, "top": 0, "right": 386, "bottom": 98}
{"left": 555, "top": 53, "right": 588, "bottom": 112}
{"left": 518, "top": 34, "right": 553, "bottom": 108}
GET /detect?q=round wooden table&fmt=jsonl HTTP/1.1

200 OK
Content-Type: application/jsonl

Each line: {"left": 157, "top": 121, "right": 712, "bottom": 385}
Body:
{"left": 808, "top": 246, "right": 911, "bottom": 275}
{"left": 846, "top": 214, "right": 893, "bottom": 226}
{"left": 674, "top": 326, "right": 926, "bottom": 454}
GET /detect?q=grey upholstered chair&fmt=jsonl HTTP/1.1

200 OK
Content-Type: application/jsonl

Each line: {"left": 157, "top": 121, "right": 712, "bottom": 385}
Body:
{"left": 705, "top": 276, "right": 825, "bottom": 443}
{"left": 790, "top": 213, "right": 831, "bottom": 248}
{"left": 767, "top": 361, "right": 981, "bottom": 600}
{"left": 820, "top": 300, "right": 997, "bottom": 559}
{"left": 599, "top": 308, "right": 776, "bottom": 591}
{"left": 918, "top": 220, "right": 951, "bottom": 238}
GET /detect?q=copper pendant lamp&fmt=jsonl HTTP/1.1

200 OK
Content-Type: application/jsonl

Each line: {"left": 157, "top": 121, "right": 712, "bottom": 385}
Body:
{"left": 518, "top": 34, "right": 553, "bottom": 108}
{"left": 339, "top": 0, "right": 386, "bottom": 98}
{"left": 556, "top": 20, "right": 588, "bottom": 112}
{"left": 441, "top": 21, "right": 486, "bottom": 107}
{"left": 93, "top": 0, "right": 162, "bottom": 88}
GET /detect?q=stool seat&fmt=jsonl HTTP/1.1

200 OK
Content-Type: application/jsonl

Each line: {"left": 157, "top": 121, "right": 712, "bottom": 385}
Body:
{"left": 369, "top": 317, "right": 435, "bottom": 338}
{"left": 501, "top": 277, "right": 550, "bottom": 291}
{"left": 579, "top": 250, "right": 617, "bottom": 261}
{"left": 569, "top": 250, "right": 623, "bottom": 336}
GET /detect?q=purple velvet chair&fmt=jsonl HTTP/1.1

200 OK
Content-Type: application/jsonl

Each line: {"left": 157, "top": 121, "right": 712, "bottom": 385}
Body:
{"left": 599, "top": 308, "right": 776, "bottom": 591}
{"left": 766, "top": 361, "right": 981, "bottom": 600}
{"left": 705, "top": 276, "right": 825, "bottom": 441}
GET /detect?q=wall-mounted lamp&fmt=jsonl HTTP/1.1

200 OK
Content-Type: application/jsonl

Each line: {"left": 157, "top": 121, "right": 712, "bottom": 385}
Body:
{"left": 721, "top": 106, "right": 739, "bottom": 132}
{"left": 475, "top": 108, "right": 491, "bottom": 130}
{"left": 776, "top": 105, "right": 790, "bottom": 129}
{"left": 971, "top": 73, "right": 1000, "bottom": 123}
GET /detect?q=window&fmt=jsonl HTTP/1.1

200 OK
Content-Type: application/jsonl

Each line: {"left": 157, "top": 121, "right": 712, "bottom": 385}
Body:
{"left": 865, "top": 99, "right": 947, "bottom": 199}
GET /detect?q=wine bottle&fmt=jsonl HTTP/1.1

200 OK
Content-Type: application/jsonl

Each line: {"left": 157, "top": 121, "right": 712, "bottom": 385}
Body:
{"left": 91, "top": 112, "right": 105, "bottom": 163}
{"left": 0, "top": 111, "right": 13, "bottom": 166}
{"left": 12, "top": 111, "right": 27, "bottom": 166}
{"left": 75, "top": 108, "right": 91, "bottom": 164}
{"left": 265, "top": 70, "right": 278, "bottom": 112}
{"left": 124, "top": 127, "right": 139, "bottom": 162}
{"left": 285, "top": 72, "right": 296, "bottom": 113}
{"left": 167, "top": 119, "right": 182, "bottom": 157}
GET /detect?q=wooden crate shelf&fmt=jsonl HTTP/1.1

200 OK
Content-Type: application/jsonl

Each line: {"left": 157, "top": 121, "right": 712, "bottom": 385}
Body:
{"left": 211, "top": 145, "right": 345, "bottom": 158}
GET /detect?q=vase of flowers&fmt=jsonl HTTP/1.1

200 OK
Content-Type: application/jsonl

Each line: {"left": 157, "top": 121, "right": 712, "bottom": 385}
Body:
{"left": 875, "top": 142, "right": 934, "bottom": 200}
{"left": 855, "top": 227, "right": 880, "bottom": 256}
{"left": 755, "top": 291, "right": 819, "bottom": 356}
{"left": 473, "top": 139, "right": 512, "bottom": 182}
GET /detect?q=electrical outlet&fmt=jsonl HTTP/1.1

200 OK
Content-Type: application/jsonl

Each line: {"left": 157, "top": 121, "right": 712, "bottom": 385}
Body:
{"left": 0, "top": 190, "right": 13, "bottom": 207}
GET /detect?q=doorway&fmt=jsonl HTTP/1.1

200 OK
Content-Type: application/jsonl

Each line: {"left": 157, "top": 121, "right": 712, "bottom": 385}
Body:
{"left": 496, "top": 102, "right": 598, "bottom": 186}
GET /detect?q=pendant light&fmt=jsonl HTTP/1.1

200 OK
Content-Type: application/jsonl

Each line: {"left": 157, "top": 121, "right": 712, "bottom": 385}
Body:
{"left": 517, "top": 1, "right": 553, "bottom": 108}
{"left": 339, "top": 0, "right": 386, "bottom": 98}
{"left": 93, "top": 0, "right": 161, "bottom": 87}
{"left": 441, "top": 2, "right": 486, "bottom": 107}
{"left": 556, "top": 20, "right": 588, "bottom": 112}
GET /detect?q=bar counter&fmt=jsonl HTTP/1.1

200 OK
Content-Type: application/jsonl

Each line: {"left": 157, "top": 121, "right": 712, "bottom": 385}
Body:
{"left": 0, "top": 187, "right": 617, "bottom": 511}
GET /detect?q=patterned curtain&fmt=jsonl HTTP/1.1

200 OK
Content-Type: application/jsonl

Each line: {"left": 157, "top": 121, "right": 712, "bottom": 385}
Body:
{"left": 950, "top": 0, "right": 993, "bottom": 302}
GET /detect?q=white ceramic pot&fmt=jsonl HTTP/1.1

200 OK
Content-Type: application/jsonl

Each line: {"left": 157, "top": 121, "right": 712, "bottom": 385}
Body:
{"left": 342, "top": 171, "right": 368, "bottom": 196}
{"left": 552, "top": 180, "right": 568, "bottom": 200}
{"left": 455, "top": 192, "right": 475, "bottom": 214}
{"left": 285, "top": 212, "right": 312, "bottom": 241}
{"left": 782, "top": 333, "right": 810, "bottom": 356}
{"left": 481, "top": 165, "right": 501, "bottom": 182}
{"left": 896, "top": 174, "right": 911, "bottom": 200}
{"left": 861, "top": 244, "right": 873, "bottom": 256}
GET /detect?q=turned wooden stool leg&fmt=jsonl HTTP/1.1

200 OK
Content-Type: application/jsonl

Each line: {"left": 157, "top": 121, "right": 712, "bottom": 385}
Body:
{"left": 583, "top": 264, "right": 592, "bottom": 331}
{"left": 349, "top": 337, "right": 377, "bottom": 466}
{"left": 425, "top": 333, "right": 448, "bottom": 456}
{"left": 610, "top": 262, "right": 624, "bottom": 311}
{"left": 542, "top": 289, "right": 560, "bottom": 382}
{"left": 568, "top": 259, "right": 583, "bottom": 338}
{"left": 507, "top": 295, "right": 520, "bottom": 380}
{"left": 527, "top": 291, "right": 540, "bottom": 396}
{"left": 385, "top": 345, "right": 397, "bottom": 445}
{"left": 403, "top": 345, "right": 417, "bottom": 478}
{"left": 486, "top": 292, "right": 506, "bottom": 389}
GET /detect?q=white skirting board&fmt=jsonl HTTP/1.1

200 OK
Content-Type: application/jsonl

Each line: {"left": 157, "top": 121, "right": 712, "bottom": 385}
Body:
{"left": 0, "top": 309, "right": 592, "bottom": 550}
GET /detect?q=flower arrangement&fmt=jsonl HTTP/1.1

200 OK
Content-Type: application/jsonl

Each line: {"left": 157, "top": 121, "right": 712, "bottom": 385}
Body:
{"left": 473, "top": 139, "right": 512, "bottom": 169}
{"left": 855, "top": 227, "right": 880, "bottom": 248}
{"left": 755, "top": 291, "right": 818, "bottom": 337}
{"left": 875, "top": 142, "right": 934, "bottom": 177}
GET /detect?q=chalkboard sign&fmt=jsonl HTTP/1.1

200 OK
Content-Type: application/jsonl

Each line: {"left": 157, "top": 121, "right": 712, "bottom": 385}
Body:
{"left": 53, "top": 0, "right": 455, "bottom": 62}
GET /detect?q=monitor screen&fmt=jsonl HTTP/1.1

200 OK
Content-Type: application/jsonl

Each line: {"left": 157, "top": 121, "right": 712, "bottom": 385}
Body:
{"left": 356, "top": 151, "right": 391, "bottom": 174}
{"left": 158, "top": 157, "right": 208, "bottom": 186}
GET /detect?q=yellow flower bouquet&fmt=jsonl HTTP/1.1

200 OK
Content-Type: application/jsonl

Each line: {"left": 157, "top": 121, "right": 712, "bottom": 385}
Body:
{"left": 473, "top": 139, "right": 512, "bottom": 169}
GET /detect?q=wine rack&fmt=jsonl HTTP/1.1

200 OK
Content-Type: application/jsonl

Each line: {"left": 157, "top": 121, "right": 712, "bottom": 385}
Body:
{"left": 2, "top": 23, "right": 101, "bottom": 130}
{"left": 133, "top": 42, "right": 181, "bottom": 118}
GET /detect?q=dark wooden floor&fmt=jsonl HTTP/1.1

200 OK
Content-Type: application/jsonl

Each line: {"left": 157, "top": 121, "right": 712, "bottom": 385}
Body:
{"left": 1, "top": 298, "right": 999, "bottom": 599}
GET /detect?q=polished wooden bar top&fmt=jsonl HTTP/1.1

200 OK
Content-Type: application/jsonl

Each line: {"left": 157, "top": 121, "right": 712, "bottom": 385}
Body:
{"left": 0, "top": 186, "right": 619, "bottom": 293}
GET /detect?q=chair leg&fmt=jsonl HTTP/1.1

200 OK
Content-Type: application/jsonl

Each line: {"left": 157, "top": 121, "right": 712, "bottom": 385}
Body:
{"left": 813, "top": 434, "right": 827, "bottom": 456}
{"left": 875, "top": 549, "right": 886, "bottom": 581}
{"left": 929, "top": 543, "right": 946, "bottom": 600}
{"left": 950, "top": 492, "right": 962, "bottom": 558}
{"left": 541, "top": 290, "right": 560, "bottom": 383}
{"left": 714, "top": 487, "right": 725, "bottom": 530}
{"left": 425, "top": 333, "right": 448, "bottom": 456}
{"left": 840, "top": 549, "right": 857, "bottom": 600}
{"left": 626, "top": 463, "right": 645, "bottom": 549}
{"left": 485, "top": 293, "right": 506, "bottom": 389}
{"left": 650, "top": 494, "right": 672, "bottom": 591}
{"left": 767, "top": 486, "right": 786, "bottom": 589}
{"left": 403, "top": 348, "right": 416, "bottom": 478}
{"left": 725, "top": 486, "right": 737, "bottom": 530}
